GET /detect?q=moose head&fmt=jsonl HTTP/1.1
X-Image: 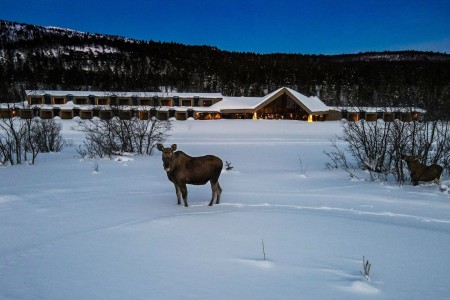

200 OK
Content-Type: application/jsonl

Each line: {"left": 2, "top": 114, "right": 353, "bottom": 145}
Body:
{"left": 401, "top": 154, "right": 421, "bottom": 164}
{"left": 157, "top": 143, "right": 177, "bottom": 172}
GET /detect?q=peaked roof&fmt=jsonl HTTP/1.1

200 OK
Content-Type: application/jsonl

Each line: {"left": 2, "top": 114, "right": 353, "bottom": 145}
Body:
{"left": 284, "top": 87, "right": 329, "bottom": 113}
{"left": 214, "top": 87, "right": 329, "bottom": 114}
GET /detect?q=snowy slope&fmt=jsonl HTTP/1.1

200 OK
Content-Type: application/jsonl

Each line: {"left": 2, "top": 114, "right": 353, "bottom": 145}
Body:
{"left": 1, "top": 120, "right": 449, "bottom": 299}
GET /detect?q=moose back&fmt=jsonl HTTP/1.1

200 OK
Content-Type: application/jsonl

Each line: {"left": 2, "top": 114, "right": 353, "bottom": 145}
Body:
{"left": 401, "top": 155, "right": 443, "bottom": 186}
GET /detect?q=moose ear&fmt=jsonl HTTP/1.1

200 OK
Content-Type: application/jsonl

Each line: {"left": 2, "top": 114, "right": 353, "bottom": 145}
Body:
{"left": 156, "top": 144, "right": 164, "bottom": 151}
{"left": 171, "top": 144, "right": 177, "bottom": 151}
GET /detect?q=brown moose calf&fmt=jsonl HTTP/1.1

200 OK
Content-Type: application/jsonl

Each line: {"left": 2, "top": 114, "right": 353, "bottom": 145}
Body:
{"left": 401, "top": 155, "right": 443, "bottom": 186}
{"left": 157, "top": 144, "right": 223, "bottom": 207}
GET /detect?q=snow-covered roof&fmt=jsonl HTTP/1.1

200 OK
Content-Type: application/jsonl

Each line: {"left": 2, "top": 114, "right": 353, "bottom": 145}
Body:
{"left": 284, "top": 87, "right": 330, "bottom": 113}
{"left": 25, "top": 90, "right": 224, "bottom": 99}
{"left": 25, "top": 87, "right": 330, "bottom": 114}
{"left": 211, "top": 87, "right": 329, "bottom": 114}
{"left": 18, "top": 89, "right": 427, "bottom": 116}
{"left": 211, "top": 96, "right": 263, "bottom": 110}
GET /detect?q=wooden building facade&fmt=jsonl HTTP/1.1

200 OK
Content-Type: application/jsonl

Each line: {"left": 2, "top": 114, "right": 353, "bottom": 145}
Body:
{"left": 0, "top": 88, "right": 425, "bottom": 122}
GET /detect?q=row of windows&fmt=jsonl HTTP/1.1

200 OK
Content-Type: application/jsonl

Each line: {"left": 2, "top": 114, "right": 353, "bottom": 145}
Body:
{"left": 0, "top": 107, "right": 220, "bottom": 121}
{"left": 28, "top": 96, "right": 215, "bottom": 107}
{"left": 342, "top": 111, "right": 420, "bottom": 122}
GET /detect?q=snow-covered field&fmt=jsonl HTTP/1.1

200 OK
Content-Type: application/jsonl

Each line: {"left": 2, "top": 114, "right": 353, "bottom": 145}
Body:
{"left": 1, "top": 119, "right": 449, "bottom": 300}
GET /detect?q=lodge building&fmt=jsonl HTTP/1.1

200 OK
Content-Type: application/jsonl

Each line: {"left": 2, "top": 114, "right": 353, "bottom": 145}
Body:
{"left": 0, "top": 87, "right": 423, "bottom": 122}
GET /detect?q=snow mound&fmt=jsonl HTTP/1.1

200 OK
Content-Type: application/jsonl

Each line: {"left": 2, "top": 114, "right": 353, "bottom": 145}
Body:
{"left": 114, "top": 156, "right": 134, "bottom": 162}
{"left": 341, "top": 281, "right": 380, "bottom": 295}
{"left": 234, "top": 258, "right": 275, "bottom": 269}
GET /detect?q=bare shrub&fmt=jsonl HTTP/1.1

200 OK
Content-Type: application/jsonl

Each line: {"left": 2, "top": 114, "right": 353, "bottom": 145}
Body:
{"left": 325, "top": 119, "right": 450, "bottom": 184}
{"left": 0, "top": 115, "right": 25, "bottom": 165}
{"left": 0, "top": 111, "right": 64, "bottom": 165}
{"left": 325, "top": 120, "right": 392, "bottom": 181}
{"left": 297, "top": 155, "right": 308, "bottom": 176}
{"left": 261, "top": 239, "right": 266, "bottom": 261}
{"left": 324, "top": 137, "right": 360, "bottom": 180}
{"left": 30, "top": 118, "right": 65, "bottom": 153}
{"left": 74, "top": 116, "right": 172, "bottom": 158}
{"left": 361, "top": 256, "right": 372, "bottom": 281}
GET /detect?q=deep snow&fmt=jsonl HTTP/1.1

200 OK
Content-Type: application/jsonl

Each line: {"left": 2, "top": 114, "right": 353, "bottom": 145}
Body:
{"left": 1, "top": 119, "right": 449, "bottom": 299}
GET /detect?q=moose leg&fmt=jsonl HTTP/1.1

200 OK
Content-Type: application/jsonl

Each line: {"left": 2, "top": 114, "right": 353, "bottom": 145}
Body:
{"left": 174, "top": 184, "right": 182, "bottom": 205}
{"left": 179, "top": 184, "right": 188, "bottom": 207}
{"left": 215, "top": 182, "right": 222, "bottom": 204}
{"left": 209, "top": 180, "right": 222, "bottom": 206}
{"left": 209, "top": 181, "right": 216, "bottom": 206}
{"left": 434, "top": 175, "right": 441, "bottom": 185}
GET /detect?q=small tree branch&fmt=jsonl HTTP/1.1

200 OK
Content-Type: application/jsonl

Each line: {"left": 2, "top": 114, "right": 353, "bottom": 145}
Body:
{"left": 261, "top": 239, "right": 266, "bottom": 261}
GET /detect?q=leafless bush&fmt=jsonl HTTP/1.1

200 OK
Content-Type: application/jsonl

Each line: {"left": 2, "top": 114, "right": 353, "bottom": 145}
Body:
{"left": 74, "top": 116, "right": 172, "bottom": 158}
{"left": 297, "top": 155, "right": 308, "bottom": 176}
{"left": 393, "top": 120, "right": 450, "bottom": 180}
{"left": 0, "top": 115, "right": 24, "bottom": 165}
{"left": 22, "top": 118, "right": 39, "bottom": 164}
{"left": 261, "top": 238, "right": 266, "bottom": 261}
{"left": 0, "top": 112, "right": 64, "bottom": 165}
{"left": 325, "top": 119, "right": 450, "bottom": 183}
{"left": 324, "top": 138, "right": 360, "bottom": 180}
{"left": 361, "top": 256, "right": 372, "bottom": 281}
{"left": 31, "top": 119, "right": 65, "bottom": 153}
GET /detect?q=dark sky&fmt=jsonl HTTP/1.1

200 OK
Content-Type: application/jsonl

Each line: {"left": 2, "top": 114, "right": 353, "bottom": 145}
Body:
{"left": 1, "top": 0, "right": 449, "bottom": 54}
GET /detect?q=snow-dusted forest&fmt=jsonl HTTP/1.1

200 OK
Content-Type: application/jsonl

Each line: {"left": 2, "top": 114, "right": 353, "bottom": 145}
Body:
{"left": 1, "top": 20, "right": 450, "bottom": 119}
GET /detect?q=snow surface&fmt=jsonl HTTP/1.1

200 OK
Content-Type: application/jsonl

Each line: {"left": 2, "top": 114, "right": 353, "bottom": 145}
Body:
{"left": 1, "top": 120, "right": 449, "bottom": 300}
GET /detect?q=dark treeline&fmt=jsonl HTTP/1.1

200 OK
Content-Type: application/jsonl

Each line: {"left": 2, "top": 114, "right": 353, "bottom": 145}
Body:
{"left": 1, "top": 20, "right": 449, "bottom": 118}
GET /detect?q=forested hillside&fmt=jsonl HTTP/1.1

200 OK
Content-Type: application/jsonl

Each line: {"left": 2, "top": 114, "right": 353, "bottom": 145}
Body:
{"left": 1, "top": 20, "right": 449, "bottom": 117}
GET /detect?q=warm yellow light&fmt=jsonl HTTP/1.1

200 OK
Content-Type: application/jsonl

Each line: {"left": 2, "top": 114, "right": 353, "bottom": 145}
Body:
{"left": 308, "top": 115, "right": 313, "bottom": 122}
{"left": 253, "top": 112, "right": 257, "bottom": 120}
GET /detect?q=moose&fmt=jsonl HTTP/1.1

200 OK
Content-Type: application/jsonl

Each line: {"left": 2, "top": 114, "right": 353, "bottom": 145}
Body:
{"left": 157, "top": 144, "right": 223, "bottom": 207}
{"left": 401, "top": 155, "right": 443, "bottom": 186}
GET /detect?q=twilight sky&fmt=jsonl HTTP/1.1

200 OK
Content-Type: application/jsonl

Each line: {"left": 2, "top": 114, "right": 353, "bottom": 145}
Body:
{"left": 1, "top": 0, "right": 449, "bottom": 54}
